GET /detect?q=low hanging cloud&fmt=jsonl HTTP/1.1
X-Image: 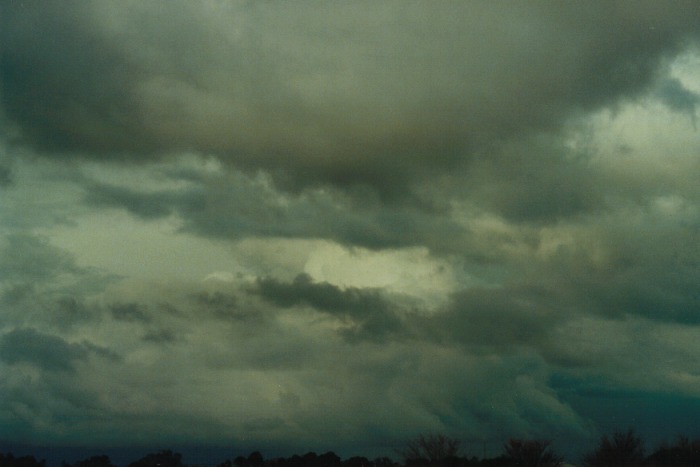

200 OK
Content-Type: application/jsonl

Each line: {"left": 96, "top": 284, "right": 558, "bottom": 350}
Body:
{"left": 254, "top": 273, "right": 404, "bottom": 341}
{"left": 2, "top": 1, "right": 700, "bottom": 196}
{"left": 80, "top": 167, "right": 469, "bottom": 251}
{"left": 656, "top": 77, "right": 700, "bottom": 127}
{"left": 0, "top": 328, "right": 92, "bottom": 373}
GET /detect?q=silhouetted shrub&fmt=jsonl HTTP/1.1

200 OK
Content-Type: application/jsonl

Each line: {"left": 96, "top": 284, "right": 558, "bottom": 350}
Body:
{"left": 583, "top": 429, "right": 644, "bottom": 467}
{"left": 476, "top": 455, "right": 512, "bottom": 467}
{"left": 317, "top": 452, "right": 341, "bottom": 467}
{"left": 127, "top": 450, "right": 185, "bottom": 467}
{"left": 0, "top": 453, "right": 46, "bottom": 467}
{"left": 62, "top": 455, "right": 116, "bottom": 467}
{"left": 342, "top": 456, "right": 371, "bottom": 467}
{"left": 646, "top": 435, "right": 700, "bottom": 466}
{"left": 502, "top": 439, "right": 562, "bottom": 467}
{"left": 248, "top": 451, "right": 265, "bottom": 467}
{"left": 397, "top": 433, "right": 461, "bottom": 465}
{"left": 372, "top": 457, "right": 396, "bottom": 467}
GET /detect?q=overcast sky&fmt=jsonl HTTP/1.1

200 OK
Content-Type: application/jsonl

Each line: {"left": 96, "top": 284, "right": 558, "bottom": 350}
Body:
{"left": 2, "top": 1, "right": 700, "bottom": 464}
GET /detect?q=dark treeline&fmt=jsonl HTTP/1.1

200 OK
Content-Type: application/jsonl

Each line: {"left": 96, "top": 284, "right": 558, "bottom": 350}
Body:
{"left": 3, "top": 429, "right": 700, "bottom": 467}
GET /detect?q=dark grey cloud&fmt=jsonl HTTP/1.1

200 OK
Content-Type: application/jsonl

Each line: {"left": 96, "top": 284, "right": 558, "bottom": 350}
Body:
{"left": 418, "top": 221, "right": 700, "bottom": 367}
{"left": 107, "top": 302, "right": 187, "bottom": 345}
{"left": 0, "top": 1, "right": 155, "bottom": 156}
{"left": 0, "top": 328, "right": 114, "bottom": 372}
{"left": 424, "top": 284, "right": 566, "bottom": 351}
{"left": 84, "top": 182, "right": 183, "bottom": 219}
{"left": 223, "top": 337, "right": 317, "bottom": 371}
{"left": 460, "top": 136, "right": 604, "bottom": 224}
{"left": 109, "top": 302, "right": 151, "bottom": 323}
{"left": 559, "top": 228, "right": 700, "bottom": 325}
{"left": 254, "top": 273, "right": 403, "bottom": 341}
{"left": 142, "top": 328, "right": 177, "bottom": 344}
{"left": 0, "top": 232, "right": 113, "bottom": 329}
{"left": 656, "top": 77, "right": 700, "bottom": 126}
{"left": 256, "top": 273, "right": 389, "bottom": 315}
{"left": 2, "top": 1, "right": 699, "bottom": 197}
{"left": 0, "top": 233, "right": 81, "bottom": 283}
{"left": 53, "top": 296, "right": 95, "bottom": 327}
{"left": 191, "top": 291, "right": 263, "bottom": 323}
{"left": 0, "top": 164, "right": 12, "bottom": 187}
{"left": 80, "top": 171, "right": 466, "bottom": 251}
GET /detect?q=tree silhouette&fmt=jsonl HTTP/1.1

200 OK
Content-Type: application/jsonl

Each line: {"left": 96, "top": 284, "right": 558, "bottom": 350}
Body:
{"left": 342, "top": 456, "right": 370, "bottom": 467}
{"left": 372, "top": 457, "right": 397, "bottom": 467}
{"left": 62, "top": 455, "right": 116, "bottom": 467}
{"left": 127, "top": 450, "right": 185, "bottom": 467}
{"left": 503, "top": 439, "right": 563, "bottom": 467}
{"left": 397, "top": 433, "right": 461, "bottom": 465}
{"left": 248, "top": 451, "right": 265, "bottom": 467}
{"left": 646, "top": 435, "right": 700, "bottom": 466}
{"left": 317, "top": 452, "right": 341, "bottom": 467}
{"left": 302, "top": 452, "right": 319, "bottom": 467}
{"left": 583, "top": 429, "right": 645, "bottom": 467}
{"left": 0, "top": 453, "right": 46, "bottom": 467}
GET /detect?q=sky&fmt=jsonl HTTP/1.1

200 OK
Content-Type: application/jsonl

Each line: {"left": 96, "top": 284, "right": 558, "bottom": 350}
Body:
{"left": 1, "top": 1, "right": 700, "bottom": 464}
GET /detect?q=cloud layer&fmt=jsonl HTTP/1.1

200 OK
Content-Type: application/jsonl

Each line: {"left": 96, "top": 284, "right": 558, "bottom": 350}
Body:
{"left": 2, "top": 1, "right": 700, "bottom": 463}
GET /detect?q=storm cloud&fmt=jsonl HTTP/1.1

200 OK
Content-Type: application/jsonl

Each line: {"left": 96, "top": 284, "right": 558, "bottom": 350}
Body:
{"left": 3, "top": 1, "right": 699, "bottom": 195}
{"left": 2, "top": 1, "right": 700, "bottom": 464}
